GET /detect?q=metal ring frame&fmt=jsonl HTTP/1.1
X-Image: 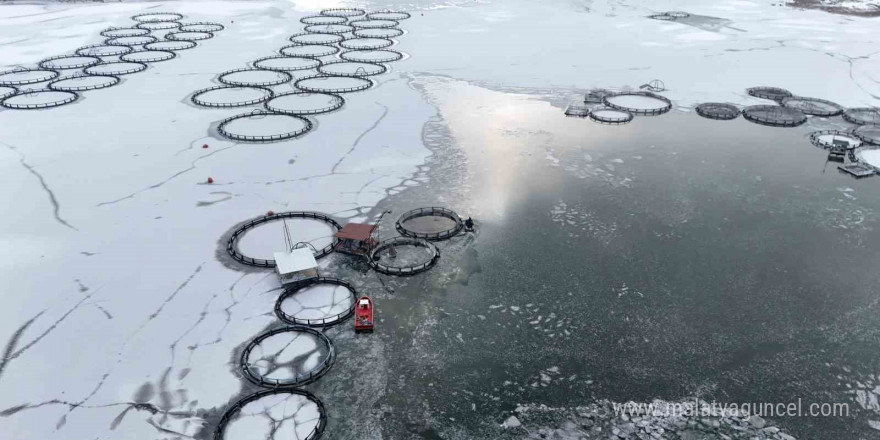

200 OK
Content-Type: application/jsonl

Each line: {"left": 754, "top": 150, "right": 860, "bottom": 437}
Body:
{"left": 239, "top": 325, "right": 335, "bottom": 388}
{"left": 395, "top": 207, "right": 464, "bottom": 241}
{"left": 742, "top": 105, "right": 807, "bottom": 127}
{"left": 213, "top": 388, "right": 327, "bottom": 440}
{"left": 317, "top": 61, "right": 387, "bottom": 77}
{"left": 274, "top": 277, "right": 357, "bottom": 327}
{"left": 695, "top": 102, "right": 740, "bottom": 120}
{"left": 217, "top": 110, "right": 314, "bottom": 142}
{"left": 603, "top": 91, "right": 672, "bottom": 116}
{"left": 264, "top": 91, "right": 345, "bottom": 115}
{"left": 369, "top": 236, "right": 440, "bottom": 276}
{"left": 294, "top": 75, "right": 374, "bottom": 94}
{"left": 218, "top": 67, "right": 292, "bottom": 87}
{"left": 191, "top": 85, "right": 275, "bottom": 108}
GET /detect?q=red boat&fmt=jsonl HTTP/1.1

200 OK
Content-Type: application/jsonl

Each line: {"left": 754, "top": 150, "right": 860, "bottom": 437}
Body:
{"left": 354, "top": 296, "right": 374, "bottom": 333}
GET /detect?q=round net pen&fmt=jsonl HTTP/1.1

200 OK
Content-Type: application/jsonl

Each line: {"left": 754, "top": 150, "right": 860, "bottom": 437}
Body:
{"left": 275, "top": 277, "right": 357, "bottom": 327}
{"left": 781, "top": 97, "right": 843, "bottom": 117}
{"left": 191, "top": 85, "right": 275, "bottom": 108}
{"left": 1, "top": 89, "right": 78, "bottom": 110}
{"left": 340, "top": 37, "right": 394, "bottom": 50}
{"left": 842, "top": 107, "right": 880, "bottom": 126}
{"left": 0, "top": 68, "right": 59, "bottom": 86}
{"left": 809, "top": 130, "right": 862, "bottom": 150}
{"left": 131, "top": 12, "right": 184, "bottom": 23}
{"left": 301, "top": 15, "right": 348, "bottom": 25}
{"left": 395, "top": 207, "right": 464, "bottom": 241}
{"left": 280, "top": 44, "right": 339, "bottom": 58}
{"left": 179, "top": 22, "right": 225, "bottom": 32}
{"left": 320, "top": 8, "right": 366, "bottom": 17}
{"left": 589, "top": 106, "right": 634, "bottom": 125}
{"left": 226, "top": 211, "right": 341, "bottom": 267}
{"left": 85, "top": 61, "right": 147, "bottom": 76}
{"left": 218, "top": 68, "right": 292, "bottom": 87}
{"left": 218, "top": 110, "right": 313, "bottom": 142}
{"left": 294, "top": 75, "right": 374, "bottom": 94}
{"left": 353, "top": 27, "right": 405, "bottom": 38}
{"left": 317, "top": 61, "right": 387, "bottom": 77}
{"left": 144, "top": 40, "right": 198, "bottom": 51}
{"left": 369, "top": 237, "right": 440, "bottom": 276}
{"left": 167, "top": 31, "right": 214, "bottom": 41}
{"left": 213, "top": 389, "right": 327, "bottom": 440}
{"left": 747, "top": 86, "right": 793, "bottom": 102}
{"left": 695, "top": 102, "right": 740, "bottom": 120}
{"left": 101, "top": 27, "right": 151, "bottom": 38}
{"left": 603, "top": 91, "right": 672, "bottom": 115}
{"left": 0, "top": 87, "right": 16, "bottom": 101}
{"left": 742, "top": 105, "right": 807, "bottom": 127}
{"left": 48, "top": 74, "right": 120, "bottom": 92}
{"left": 239, "top": 325, "right": 335, "bottom": 388}
{"left": 648, "top": 13, "right": 676, "bottom": 21}
{"left": 367, "top": 11, "right": 412, "bottom": 20}
{"left": 855, "top": 125, "right": 880, "bottom": 146}
{"left": 304, "top": 24, "right": 355, "bottom": 35}
{"left": 38, "top": 55, "right": 101, "bottom": 70}
{"left": 252, "top": 55, "right": 321, "bottom": 72}
{"left": 105, "top": 35, "right": 158, "bottom": 46}
{"left": 264, "top": 91, "right": 345, "bottom": 115}
{"left": 76, "top": 44, "right": 133, "bottom": 57}
{"left": 667, "top": 11, "right": 690, "bottom": 18}
{"left": 289, "top": 32, "right": 345, "bottom": 46}
{"left": 340, "top": 49, "right": 404, "bottom": 63}
{"left": 136, "top": 21, "right": 181, "bottom": 31}
{"left": 120, "top": 49, "right": 177, "bottom": 63}
{"left": 349, "top": 19, "right": 400, "bottom": 29}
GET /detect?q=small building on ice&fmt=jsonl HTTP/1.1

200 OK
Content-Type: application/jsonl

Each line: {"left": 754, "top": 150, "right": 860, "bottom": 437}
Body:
{"left": 273, "top": 247, "right": 318, "bottom": 286}
{"left": 334, "top": 222, "right": 377, "bottom": 255}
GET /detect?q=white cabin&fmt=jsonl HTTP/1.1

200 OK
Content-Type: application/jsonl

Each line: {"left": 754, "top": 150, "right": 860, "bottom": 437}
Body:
{"left": 273, "top": 247, "right": 318, "bottom": 285}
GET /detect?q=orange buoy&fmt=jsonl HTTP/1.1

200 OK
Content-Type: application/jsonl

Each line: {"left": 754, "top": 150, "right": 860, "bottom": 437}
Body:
{"left": 206, "top": 177, "right": 214, "bottom": 184}
{"left": 202, "top": 144, "right": 209, "bottom": 149}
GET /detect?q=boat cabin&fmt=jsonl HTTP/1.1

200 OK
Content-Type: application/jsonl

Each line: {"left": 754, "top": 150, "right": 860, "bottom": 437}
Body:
{"left": 273, "top": 247, "right": 318, "bottom": 286}
{"left": 334, "top": 222, "right": 377, "bottom": 255}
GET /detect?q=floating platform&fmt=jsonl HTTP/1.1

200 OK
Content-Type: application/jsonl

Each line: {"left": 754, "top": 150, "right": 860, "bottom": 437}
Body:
{"left": 838, "top": 163, "right": 876, "bottom": 178}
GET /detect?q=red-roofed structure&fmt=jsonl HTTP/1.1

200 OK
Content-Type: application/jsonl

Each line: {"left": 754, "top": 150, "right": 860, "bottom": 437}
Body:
{"left": 334, "top": 222, "right": 377, "bottom": 255}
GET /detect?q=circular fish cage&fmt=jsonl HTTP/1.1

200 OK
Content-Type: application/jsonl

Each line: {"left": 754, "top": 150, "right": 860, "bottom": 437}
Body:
{"left": 301, "top": 15, "right": 348, "bottom": 25}
{"left": 667, "top": 11, "right": 690, "bottom": 18}
{"left": 742, "top": 105, "right": 807, "bottom": 127}
{"left": 252, "top": 55, "right": 321, "bottom": 72}
{"left": 589, "top": 106, "right": 634, "bottom": 125}
{"left": 167, "top": 31, "right": 213, "bottom": 41}
{"left": 239, "top": 326, "right": 335, "bottom": 388}
{"left": 1, "top": 89, "right": 78, "bottom": 110}
{"left": 340, "top": 37, "right": 394, "bottom": 50}
{"left": 131, "top": 12, "right": 184, "bottom": 23}
{"left": 340, "top": 49, "right": 403, "bottom": 63}
{"left": 395, "top": 207, "right": 464, "bottom": 241}
{"left": 855, "top": 125, "right": 880, "bottom": 146}
{"left": 38, "top": 55, "right": 101, "bottom": 70}
{"left": 105, "top": 35, "right": 158, "bottom": 46}
{"left": 101, "top": 27, "right": 151, "bottom": 38}
{"left": 781, "top": 96, "right": 843, "bottom": 117}
{"left": 809, "top": 130, "right": 862, "bottom": 150}
{"left": 218, "top": 110, "right": 313, "bottom": 142}
{"left": 603, "top": 91, "right": 672, "bottom": 116}
{"left": 144, "top": 40, "right": 197, "bottom": 51}
{"left": 843, "top": 107, "right": 880, "bottom": 126}
{"left": 747, "top": 86, "right": 793, "bottom": 102}
{"left": 367, "top": 11, "right": 412, "bottom": 21}
{"left": 275, "top": 277, "right": 357, "bottom": 327}
{"left": 264, "top": 91, "right": 345, "bottom": 115}
{"left": 695, "top": 102, "right": 740, "bottom": 120}
{"left": 295, "top": 75, "right": 373, "bottom": 94}
{"left": 369, "top": 237, "right": 440, "bottom": 276}
{"left": 349, "top": 19, "right": 400, "bottom": 29}
{"left": 317, "top": 61, "right": 386, "bottom": 77}
{"left": 84, "top": 61, "right": 147, "bottom": 76}
{"left": 648, "top": 13, "right": 676, "bottom": 20}
{"left": 76, "top": 44, "right": 132, "bottom": 57}
{"left": 191, "top": 85, "right": 274, "bottom": 108}
{"left": 226, "top": 211, "right": 341, "bottom": 267}
{"left": 353, "top": 27, "right": 404, "bottom": 38}
{"left": 0, "top": 86, "right": 16, "bottom": 101}
{"left": 279, "top": 44, "right": 339, "bottom": 58}
{"left": 304, "top": 24, "right": 354, "bottom": 35}
{"left": 135, "top": 21, "right": 181, "bottom": 31}
{"left": 213, "top": 389, "right": 327, "bottom": 440}
{"left": 218, "top": 68, "right": 292, "bottom": 87}
{"left": 320, "top": 8, "right": 366, "bottom": 17}
{"left": 120, "top": 49, "right": 176, "bottom": 63}
{"left": 289, "top": 32, "right": 344, "bottom": 46}
{"left": 179, "top": 22, "right": 225, "bottom": 32}
{"left": 48, "top": 74, "right": 120, "bottom": 92}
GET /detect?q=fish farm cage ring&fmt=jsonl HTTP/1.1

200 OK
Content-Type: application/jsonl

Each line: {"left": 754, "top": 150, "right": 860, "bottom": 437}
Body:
{"left": 191, "top": 85, "right": 274, "bottom": 108}
{"left": 144, "top": 40, "right": 197, "bottom": 51}
{"left": 695, "top": 102, "right": 740, "bottom": 120}
{"left": 340, "top": 49, "right": 403, "bottom": 63}
{"left": 105, "top": 35, "right": 158, "bottom": 46}
{"left": 747, "top": 86, "right": 793, "bottom": 102}
{"left": 84, "top": 61, "right": 147, "bottom": 75}
{"left": 289, "top": 32, "right": 345, "bottom": 46}
{"left": 564, "top": 102, "right": 590, "bottom": 118}
{"left": 252, "top": 55, "right": 321, "bottom": 72}
{"left": 603, "top": 91, "right": 672, "bottom": 115}
{"left": 781, "top": 96, "right": 843, "bottom": 117}
{"left": 340, "top": 37, "right": 394, "bottom": 50}
{"left": 855, "top": 125, "right": 880, "bottom": 146}
{"left": 842, "top": 107, "right": 880, "bottom": 125}
{"left": 667, "top": 11, "right": 691, "bottom": 18}
{"left": 320, "top": 8, "right": 366, "bottom": 17}
{"left": 226, "top": 211, "right": 341, "bottom": 267}
{"left": 742, "top": 105, "right": 807, "bottom": 127}
{"left": 369, "top": 236, "right": 440, "bottom": 276}
{"left": 275, "top": 277, "right": 357, "bottom": 327}
{"left": 218, "top": 68, "right": 292, "bottom": 87}
{"left": 100, "top": 27, "right": 151, "bottom": 38}
{"left": 0, "top": 68, "right": 59, "bottom": 86}
{"left": 48, "top": 74, "right": 120, "bottom": 92}
{"left": 264, "top": 91, "right": 345, "bottom": 115}
{"left": 135, "top": 21, "right": 181, "bottom": 30}
{"left": 120, "top": 50, "right": 177, "bottom": 63}
{"left": 349, "top": 19, "right": 400, "bottom": 29}
{"left": 353, "top": 27, "right": 405, "bottom": 38}
{"left": 218, "top": 110, "right": 313, "bottom": 142}
{"left": 213, "top": 389, "right": 327, "bottom": 440}
{"left": 167, "top": 31, "right": 214, "bottom": 41}
{"left": 589, "top": 106, "right": 634, "bottom": 125}
{"left": 38, "top": 55, "right": 102, "bottom": 70}
{"left": 279, "top": 44, "right": 339, "bottom": 58}
{"left": 301, "top": 15, "right": 348, "bottom": 25}
{"left": 1, "top": 90, "right": 78, "bottom": 110}
{"left": 179, "top": 22, "right": 225, "bottom": 32}
{"left": 304, "top": 24, "right": 355, "bottom": 34}
{"left": 395, "top": 207, "right": 464, "bottom": 241}
{"left": 366, "top": 11, "right": 412, "bottom": 20}
{"left": 809, "top": 130, "right": 862, "bottom": 150}
{"left": 76, "top": 44, "right": 133, "bottom": 57}
{"left": 317, "top": 61, "right": 387, "bottom": 77}
{"left": 0, "top": 87, "right": 16, "bottom": 100}
{"left": 131, "top": 12, "right": 184, "bottom": 23}
{"left": 294, "top": 75, "right": 374, "bottom": 94}
{"left": 648, "top": 13, "right": 676, "bottom": 20}
{"left": 239, "top": 325, "right": 335, "bottom": 388}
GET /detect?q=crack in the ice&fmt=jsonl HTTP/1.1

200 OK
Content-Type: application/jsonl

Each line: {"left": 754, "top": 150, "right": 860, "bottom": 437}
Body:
{"left": 331, "top": 102, "right": 389, "bottom": 173}
{"left": 1, "top": 141, "right": 77, "bottom": 230}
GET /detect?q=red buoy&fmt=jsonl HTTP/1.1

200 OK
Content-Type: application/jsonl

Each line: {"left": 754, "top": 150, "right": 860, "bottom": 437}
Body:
{"left": 206, "top": 177, "right": 214, "bottom": 184}
{"left": 202, "top": 144, "right": 209, "bottom": 149}
{"left": 267, "top": 210, "right": 275, "bottom": 216}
